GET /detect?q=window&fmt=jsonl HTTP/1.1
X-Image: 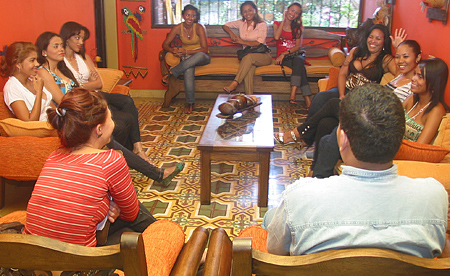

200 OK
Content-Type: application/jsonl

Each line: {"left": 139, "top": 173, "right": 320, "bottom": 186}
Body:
{"left": 151, "top": 0, "right": 361, "bottom": 29}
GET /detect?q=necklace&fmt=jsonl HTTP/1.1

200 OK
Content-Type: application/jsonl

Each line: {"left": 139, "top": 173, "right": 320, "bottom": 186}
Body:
{"left": 407, "top": 100, "right": 432, "bottom": 121}
{"left": 184, "top": 25, "right": 193, "bottom": 39}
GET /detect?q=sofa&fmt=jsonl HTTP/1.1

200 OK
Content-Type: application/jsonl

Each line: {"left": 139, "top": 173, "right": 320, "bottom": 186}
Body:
{"left": 0, "top": 69, "right": 131, "bottom": 208}
{"left": 160, "top": 25, "right": 346, "bottom": 107}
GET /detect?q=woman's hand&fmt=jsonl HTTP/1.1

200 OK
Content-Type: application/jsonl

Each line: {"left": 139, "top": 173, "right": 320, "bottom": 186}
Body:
{"left": 31, "top": 76, "right": 44, "bottom": 94}
{"left": 390, "top": 28, "right": 407, "bottom": 49}
{"left": 89, "top": 70, "right": 99, "bottom": 81}
{"left": 173, "top": 48, "right": 185, "bottom": 57}
{"left": 107, "top": 201, "right": 121, "bottom": 223}
{"left": 275, "top": 54, "right": 284, "bottom": 65}
{"left": 230, "top": 33, "right": 240, "bottom": 42}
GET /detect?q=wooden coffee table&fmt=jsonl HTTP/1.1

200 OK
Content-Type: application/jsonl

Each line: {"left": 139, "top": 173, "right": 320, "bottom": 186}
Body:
{"left": 197, "top": 94, "right": 274, "bottom": 207}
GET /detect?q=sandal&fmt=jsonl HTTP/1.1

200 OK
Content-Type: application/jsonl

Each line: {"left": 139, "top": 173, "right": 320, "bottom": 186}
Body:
{"left": 274, "top": 131, "right": 302, "bottom": 146}
{"left": 223, "top": 87, "right": 234, "bottom": 94}
{"left": 159, "top": 162, "right": 185, "bottom": 187}
{"left": 289, "top": 99, "right": 298, "bottom": 105}
{"left": 184, "top": 103, "right": 195, "bottom": 114}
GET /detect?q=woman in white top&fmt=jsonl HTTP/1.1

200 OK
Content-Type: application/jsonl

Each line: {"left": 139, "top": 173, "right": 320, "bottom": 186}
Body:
{"left": 1, "top": 42, "right": 55, "bottom": 121}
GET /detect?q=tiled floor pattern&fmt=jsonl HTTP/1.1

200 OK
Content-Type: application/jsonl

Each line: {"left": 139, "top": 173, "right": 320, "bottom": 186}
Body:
{"left": 132, "top": 97, "right": 312, "bottom": 238}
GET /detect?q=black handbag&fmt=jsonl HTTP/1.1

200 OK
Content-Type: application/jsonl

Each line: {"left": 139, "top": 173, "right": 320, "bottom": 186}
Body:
{"left": 237, "top": 43, "right": 271, "bottom": 60}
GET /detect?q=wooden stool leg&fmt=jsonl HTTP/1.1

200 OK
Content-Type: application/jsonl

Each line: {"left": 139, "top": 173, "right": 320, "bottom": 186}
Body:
{"left": 0, "top": 177, "right": 5, "bottom": 209}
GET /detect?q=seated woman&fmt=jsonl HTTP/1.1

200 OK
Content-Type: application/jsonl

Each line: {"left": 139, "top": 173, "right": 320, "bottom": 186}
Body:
{"left": 274, "top": 39, "right": 419, "bottom": 148}
{"left": 161, "top": 4, "right": 210, "bottom": 114}
{"left": 306, "top": 24, "right": 399, "bottom": 118}
{"left": 24, "top": 88, "right": 157, "bottom": 246}
{"left": 2, "top": 42, "right": 55, "bottom": 121}
{"left": 313, "top": 57, "right": 449, "bottom": 178}
{"left": 60, "top": 21, "right": 150, "bottom": 159}
{"left": 222, "top": 1, "right": 272, "bottom": 94}
{"left": 273, "top": 2, "right": 312, "bottom": 108}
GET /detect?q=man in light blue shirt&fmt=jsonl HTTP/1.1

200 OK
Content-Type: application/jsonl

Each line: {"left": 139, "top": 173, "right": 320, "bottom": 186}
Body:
{"left": 262, "top": 83, "right": 448, "bottom": 258}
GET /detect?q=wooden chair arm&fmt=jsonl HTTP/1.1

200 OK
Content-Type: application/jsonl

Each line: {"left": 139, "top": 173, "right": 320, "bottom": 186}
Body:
{"left": 170, "top": 226, "right": 210, "bottom": 276}
{"left": 203, "top": 228, "right": 232, "bottom": 276}
{"left": 231, "top": 237, "right": 253, "bottom": 276}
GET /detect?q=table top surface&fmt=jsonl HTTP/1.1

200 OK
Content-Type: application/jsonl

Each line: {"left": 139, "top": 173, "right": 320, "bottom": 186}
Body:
{"left": 198, "top": 94, "right": 274, "bottom": 149}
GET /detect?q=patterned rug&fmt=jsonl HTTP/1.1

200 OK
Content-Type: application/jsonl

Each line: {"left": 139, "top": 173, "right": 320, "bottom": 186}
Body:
{"left": 132, "top": 97, "right": 312, "bottom": 238}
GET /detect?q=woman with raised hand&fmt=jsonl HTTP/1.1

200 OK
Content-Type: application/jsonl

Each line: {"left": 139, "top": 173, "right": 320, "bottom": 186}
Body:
{"left": 312, "top": 57, "right": 448, "bottom": 178}
{"left": 24, "top": 88, "right": 157, "bottom": 246}
{"left": 273, "top": 2, "right": 312, "bottom": 108}
{"left": 222, "top": 1, "right": 272, "bottom": 94}
{"left": 307, "top": 24, "right": 398, "bottom": 118}
{"left": 1, "top": 42, "right": 55, "bottom": 122}
{"left": 162, "top": 4, "right": 210, "bottom": 114}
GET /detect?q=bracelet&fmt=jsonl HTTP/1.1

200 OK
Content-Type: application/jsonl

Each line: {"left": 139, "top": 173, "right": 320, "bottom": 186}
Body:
{"left": 290, "top": 130, "right": 298, "bottom": 142}
{"left": 288, "top": 49, "right": 291, "bottom": 53}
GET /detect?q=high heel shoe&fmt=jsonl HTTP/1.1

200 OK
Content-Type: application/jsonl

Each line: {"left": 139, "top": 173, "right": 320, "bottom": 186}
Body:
{"left": 161, "top": 71, "right": 172, "bottom": 85}
{"left": 159, "top": 162, "right": 185, "bottom": 187}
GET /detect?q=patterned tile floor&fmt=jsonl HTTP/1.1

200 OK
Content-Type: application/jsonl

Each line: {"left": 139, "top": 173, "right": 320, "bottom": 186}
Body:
{"left": 132, "top": 97, "right": 313, "bottom": 238}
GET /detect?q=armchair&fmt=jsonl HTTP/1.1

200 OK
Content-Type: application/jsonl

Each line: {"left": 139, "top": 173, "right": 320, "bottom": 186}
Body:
{"left": 0, "top": 211, "right": 209, "bottom": 276}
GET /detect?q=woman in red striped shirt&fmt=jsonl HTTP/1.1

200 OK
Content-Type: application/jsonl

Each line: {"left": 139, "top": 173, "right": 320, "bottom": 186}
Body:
{"left": 24, "top": 88, "right": 156, "bottom": 246}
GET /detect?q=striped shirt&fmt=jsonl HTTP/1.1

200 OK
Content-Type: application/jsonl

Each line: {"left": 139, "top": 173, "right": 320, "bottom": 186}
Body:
{"left": 24, "top": 149, "right": 139, "bottom": 247}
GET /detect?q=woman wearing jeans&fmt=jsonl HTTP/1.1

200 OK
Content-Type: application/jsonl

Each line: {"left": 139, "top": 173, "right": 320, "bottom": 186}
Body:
{"left": 162, "top": 4, "right": 210, "bottom": 113}
{"left": 273, "top": 2, "right": 312, "bottom": 108}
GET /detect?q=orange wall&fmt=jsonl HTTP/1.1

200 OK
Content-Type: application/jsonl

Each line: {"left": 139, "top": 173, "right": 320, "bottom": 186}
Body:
{"left": 0, "top": 0, "right": 96, "bottom": 89}
{"left": 116, "top": 0, "right": 167, "bottom": 90}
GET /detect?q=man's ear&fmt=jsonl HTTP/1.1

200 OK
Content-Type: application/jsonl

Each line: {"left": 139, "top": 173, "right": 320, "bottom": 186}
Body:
{"left": 338, "top": 128, "right": 349, "bottom": 153}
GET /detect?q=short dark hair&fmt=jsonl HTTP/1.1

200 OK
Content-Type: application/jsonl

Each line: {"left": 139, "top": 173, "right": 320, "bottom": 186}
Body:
{"left": 339, "top": 83, "right": 405, "bottom": 164}
{"left": 182, "top": 4, "right": 200, "bottom": 23}
{"left": 47, "top": 88, "right": 108, "bottom": 149}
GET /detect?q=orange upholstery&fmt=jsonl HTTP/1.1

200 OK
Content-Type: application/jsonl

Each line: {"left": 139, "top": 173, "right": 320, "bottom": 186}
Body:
{"left": 238, "top": 225, "right": 268, "bottom": 253}
{"left": 0, "top": 210, "right": 27, "bottom": 225}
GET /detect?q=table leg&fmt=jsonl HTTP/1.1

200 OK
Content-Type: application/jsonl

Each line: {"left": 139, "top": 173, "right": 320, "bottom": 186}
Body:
{"left": 200, "top": 150, "right": 212, "bottom": 205}
{"left": 258, "top": 152, "right": 270, "bottom": 207}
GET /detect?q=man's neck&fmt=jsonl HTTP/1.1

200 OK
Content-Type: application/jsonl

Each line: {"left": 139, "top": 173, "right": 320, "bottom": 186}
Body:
{"left": 344, "top": 155, "right": 393, "bottom": 171}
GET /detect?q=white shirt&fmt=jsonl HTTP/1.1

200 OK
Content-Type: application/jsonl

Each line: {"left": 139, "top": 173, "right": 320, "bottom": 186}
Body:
{"left": 3, "top": 76, "right": 53, "bottom": 121}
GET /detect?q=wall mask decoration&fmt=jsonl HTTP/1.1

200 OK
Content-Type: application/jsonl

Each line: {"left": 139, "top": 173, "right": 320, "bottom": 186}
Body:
{"left": 421, "top": 0, "right": 449, "bottom": 24}
{"left": 122, "top": 5, "right": 145, "bottom": 61}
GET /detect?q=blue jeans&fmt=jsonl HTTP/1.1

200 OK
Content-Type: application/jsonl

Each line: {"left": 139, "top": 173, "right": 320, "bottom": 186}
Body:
{"left": 171, "top": 52, "right": 211, "bottom": 104}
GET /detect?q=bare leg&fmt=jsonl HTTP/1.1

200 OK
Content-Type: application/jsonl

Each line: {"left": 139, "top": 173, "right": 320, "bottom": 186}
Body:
{"left": 304, "top": 95, "right": 311, "bottom": 109}
{"left": 290, "top": 86, "right": 298, "bottom": 103}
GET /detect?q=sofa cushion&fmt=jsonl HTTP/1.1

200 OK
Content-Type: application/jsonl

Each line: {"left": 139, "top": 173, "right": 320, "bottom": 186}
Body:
{"left": 238, "top": 225, "right": 268, "bottom": 253}
{"left": 165, "top": 52, "right": 181, "bottom": 67}
{"left": 394, "top": 139, "right": 450, "bottom": 163}
{"left": 0, "top": 118, "right": 57, "bottom": 137}
{"left": 0, "top": 92, "right": 15, "bottom": 120}
{"left": 328, "top": 47, "right": 345, "bottom": 67}
{"left": 97, "top": 68, "right": 123, "bottom": 93}
{"left": 434, "top": 113, "right": 450, "bottom": 163}
{"left": 325, "top": 66, "right": 340, "bottom": 90}
{"left": 194, "top": 58, "right": 334, "bottom": 77}
{"left": 0, "top": 211, "right": 27, "bottom": 225}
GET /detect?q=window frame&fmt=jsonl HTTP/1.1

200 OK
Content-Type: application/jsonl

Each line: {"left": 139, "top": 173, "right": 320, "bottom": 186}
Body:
{"left": 150, "top": 0, "right": 363, "bottom": 30}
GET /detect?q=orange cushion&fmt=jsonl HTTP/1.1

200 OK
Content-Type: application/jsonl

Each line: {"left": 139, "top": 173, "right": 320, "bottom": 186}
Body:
{"left": 394, "top": 139, "right": 450, "bottom": 163}
{"left": 97, "top": 68, "right": 124, "bottom": 93}
{"left": 434, "top": 114, "right": 450, "bottom": 163}
{"left": 328, "top": 47, "right": 345, "bottom": 67}
{"left": 238, "top": 226, "right": 268, "bottom": 253}
{"left": 0, "top": 118, "right": 57, "bottom": 137}
{"left": 141, "top": 220, "right": 185, "bottom": 276}
{"left": 0, "top": 211, "right": 27, "bottom": 225}
{"left": 165, "top": 52, "right": 181, "bottom": 67}
{"left": 325, "top": 66, "right": 340, "bottom": 91}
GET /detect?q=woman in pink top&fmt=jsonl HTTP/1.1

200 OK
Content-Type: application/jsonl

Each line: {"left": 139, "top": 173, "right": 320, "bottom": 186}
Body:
{"left": 24, "top": 88, "right": 157, "bottom": 246}
{"left": 222, "top": 1, "right": 272, "bottom": 94}
{"left": 273, "top": 2, "right": 312, "bottom": 108}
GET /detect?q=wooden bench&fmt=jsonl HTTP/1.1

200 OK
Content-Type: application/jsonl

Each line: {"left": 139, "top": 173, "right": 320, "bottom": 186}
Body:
{"left": 160, "top": 25, "right": 345, "bottom": 107}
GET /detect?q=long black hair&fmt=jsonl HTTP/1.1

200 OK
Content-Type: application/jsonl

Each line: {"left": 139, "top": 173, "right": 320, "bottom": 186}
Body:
{"left": 415, "top": 58, "right": 450, "bottom": 114}
{"left": 60, "top": 21, "right": 90, "bottom": 60}
{"left": 287, "top": 2, "right": 303, "bottom": 39}
{"left": 353, "top": 24, "right": 392, "bottom": 80}
{"left": 35, "top": 31, "right": 80, "bottom": 87}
